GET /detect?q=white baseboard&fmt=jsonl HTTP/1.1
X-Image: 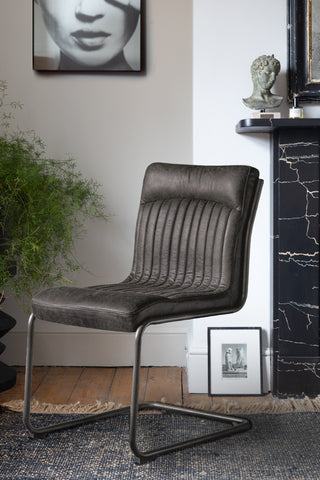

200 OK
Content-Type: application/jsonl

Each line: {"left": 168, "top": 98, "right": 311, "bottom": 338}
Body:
{"left": 1, "top": 331, "right": 187, "bottom": 367}
{"left": 187, "top": 350, "right": 208, "bottom": 393}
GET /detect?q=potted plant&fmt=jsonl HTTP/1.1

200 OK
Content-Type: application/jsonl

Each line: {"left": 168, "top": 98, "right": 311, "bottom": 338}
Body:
{"left": 0, "top": 80, "right": 108, "bottom": 392}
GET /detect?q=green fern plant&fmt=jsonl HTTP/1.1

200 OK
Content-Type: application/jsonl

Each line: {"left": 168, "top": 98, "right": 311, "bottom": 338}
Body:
{"left": 0, "top": 80, "right": 108, "bottom": 306}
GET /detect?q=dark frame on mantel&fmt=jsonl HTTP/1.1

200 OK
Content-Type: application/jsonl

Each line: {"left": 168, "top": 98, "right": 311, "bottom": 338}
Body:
{"left": 237, "top": 118, "right": 320, "bottom": 398}
{"left": 288, "top": 0, "right": 320, "bottom": 102}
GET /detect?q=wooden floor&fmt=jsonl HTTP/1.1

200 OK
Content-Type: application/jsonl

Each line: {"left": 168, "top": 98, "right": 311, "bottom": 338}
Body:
{"left": 0, "top": 366, "right": 213, "bottom": 408}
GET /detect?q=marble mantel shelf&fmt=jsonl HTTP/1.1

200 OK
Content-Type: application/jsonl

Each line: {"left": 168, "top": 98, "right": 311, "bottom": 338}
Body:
{"left": 237, "top": 118, "right": 320, "bottom": 397}
{"left": 236, "top": 117, "right": 320, "bottom": 134}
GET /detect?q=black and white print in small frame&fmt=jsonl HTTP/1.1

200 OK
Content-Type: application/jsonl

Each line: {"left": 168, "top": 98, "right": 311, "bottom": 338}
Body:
{"left": 208, "top": 327, "right": 263, "bottom": 396}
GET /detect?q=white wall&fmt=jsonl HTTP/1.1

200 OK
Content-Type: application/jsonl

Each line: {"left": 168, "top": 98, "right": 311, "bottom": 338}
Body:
{"left": 189, "top": 0, "right": 320, "bottom": 393}
{"left": 188, "top": 0, "right": 287, "bottom": 393}
{"left": 1, "top": 0, "right": 193, "bottom": 367}
{"left": 188, "top": 0, "right": 320, "bottom": 394}
{"left": 3, "top": 1, "right": 320, "bottom": 392}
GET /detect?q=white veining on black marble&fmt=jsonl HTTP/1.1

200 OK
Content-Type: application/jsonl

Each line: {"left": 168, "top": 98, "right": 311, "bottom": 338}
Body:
{"left": 278, "top": 358, "right": 320, "bottom": 379}
{"left": 274, "top": 136, "right": 320, "bottom": 391}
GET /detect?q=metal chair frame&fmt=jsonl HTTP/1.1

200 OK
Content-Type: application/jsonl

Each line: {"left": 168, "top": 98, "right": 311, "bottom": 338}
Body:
{"left": 23, "top": 313, "right": 252, "bottom": 464}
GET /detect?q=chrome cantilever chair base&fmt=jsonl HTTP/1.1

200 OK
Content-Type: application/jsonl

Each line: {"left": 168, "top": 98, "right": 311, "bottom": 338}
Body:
{"left": 23, "top": 314, "right": 252, "bottom": 464}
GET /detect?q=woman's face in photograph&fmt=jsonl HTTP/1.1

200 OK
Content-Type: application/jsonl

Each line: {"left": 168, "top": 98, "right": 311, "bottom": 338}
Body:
{"left": 36, "top": 0, "right": 139, "bottom": 67}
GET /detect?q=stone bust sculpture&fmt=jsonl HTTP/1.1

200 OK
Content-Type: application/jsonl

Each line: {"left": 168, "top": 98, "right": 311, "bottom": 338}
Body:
{"left": 243, "top": 54, "right": 283, "bottom": 110}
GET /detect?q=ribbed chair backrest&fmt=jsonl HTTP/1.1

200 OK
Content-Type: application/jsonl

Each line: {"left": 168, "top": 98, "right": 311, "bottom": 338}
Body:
{"left": 128, "top": 163, "right": 262, "bottom": 309}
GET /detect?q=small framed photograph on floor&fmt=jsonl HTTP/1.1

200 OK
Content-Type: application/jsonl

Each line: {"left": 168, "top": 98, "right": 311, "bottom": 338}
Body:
{"left": 208, "top": 327, "right": 262, "bottom": 396}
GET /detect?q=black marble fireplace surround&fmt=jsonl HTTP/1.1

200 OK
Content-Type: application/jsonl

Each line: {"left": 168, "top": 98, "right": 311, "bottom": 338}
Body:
{"left": 237, "top": 118, "right": 320, "bottom": 397}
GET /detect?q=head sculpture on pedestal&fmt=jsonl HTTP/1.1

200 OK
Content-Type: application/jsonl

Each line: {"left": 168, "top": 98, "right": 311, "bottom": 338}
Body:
{"left": 243, "top": 54, "right": 283, "bottom": 110}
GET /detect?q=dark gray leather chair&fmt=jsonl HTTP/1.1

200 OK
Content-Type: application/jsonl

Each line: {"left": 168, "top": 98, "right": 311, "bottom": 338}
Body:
{"left": 23, "top": 162, "right": 263, "bottom": 463}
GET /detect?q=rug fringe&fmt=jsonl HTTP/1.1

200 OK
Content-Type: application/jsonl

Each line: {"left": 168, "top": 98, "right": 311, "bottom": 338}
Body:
{"left": 185, "top": 394, "right": 320, "bottom": 414}
{"left": 1, "top": 399, "right": 122, "bottom": 414}
{"left": 2, "top": 394, "right": 320, "bottom": 414}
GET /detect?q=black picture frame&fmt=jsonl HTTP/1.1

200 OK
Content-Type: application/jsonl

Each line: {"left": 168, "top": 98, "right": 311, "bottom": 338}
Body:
{"left": 33, "top": 0, "right": 145, "bottom": 73}
{"left": 288, "top": 0, "right": 320, "bottom": 102}
{"left": 208, "top": 327, "right": 263, "bottom": 396}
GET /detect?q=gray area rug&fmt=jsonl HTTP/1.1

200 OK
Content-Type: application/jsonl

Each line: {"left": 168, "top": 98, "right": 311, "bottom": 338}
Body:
{"left": 1, "top": 411, "right": 319, "bottom": 479}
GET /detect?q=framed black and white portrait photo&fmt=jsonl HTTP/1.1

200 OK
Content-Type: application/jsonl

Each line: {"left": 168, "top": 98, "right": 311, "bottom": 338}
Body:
{"left": 33, "top": 0, "right": 144, "bottom": 72}
{"left": 208, "top": 327, "right": 263, "bottom": 396}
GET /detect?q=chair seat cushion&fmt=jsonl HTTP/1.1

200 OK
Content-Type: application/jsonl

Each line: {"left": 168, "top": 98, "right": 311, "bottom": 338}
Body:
{"left": 31, "top": 282, "right": 231, "bottom": 332}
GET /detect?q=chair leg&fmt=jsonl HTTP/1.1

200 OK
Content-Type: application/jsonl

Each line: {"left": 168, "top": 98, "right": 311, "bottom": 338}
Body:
{"left": 23, "top": 314, "right": 131, "bottom": 438}
{"left": 129, "top": 323, "right": 252, "bottom": 464}
{"left": 23, "top": 315, "right": 252, "bottom": 463}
